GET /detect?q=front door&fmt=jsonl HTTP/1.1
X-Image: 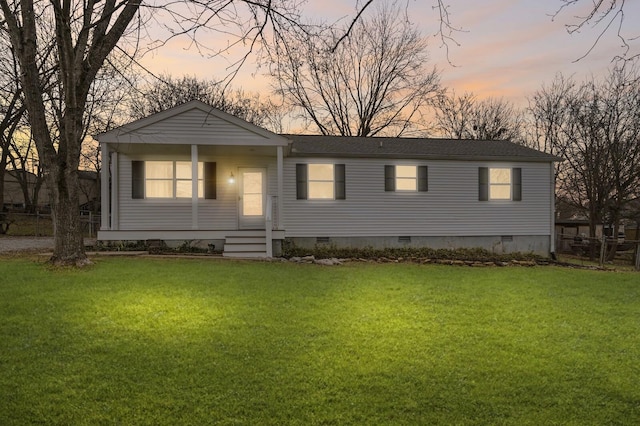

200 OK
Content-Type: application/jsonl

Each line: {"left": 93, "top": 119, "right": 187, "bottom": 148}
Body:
{"left": 238, "top": 168, "right": 266, "bottom": 229}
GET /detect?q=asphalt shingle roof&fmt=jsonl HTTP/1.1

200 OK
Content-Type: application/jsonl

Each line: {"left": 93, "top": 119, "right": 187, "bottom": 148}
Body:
{"left": 283, "top": 135, "right": 561, "bottom": 162}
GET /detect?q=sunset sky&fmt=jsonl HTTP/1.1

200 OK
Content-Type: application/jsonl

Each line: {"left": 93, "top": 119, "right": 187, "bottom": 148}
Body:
{"left": 139, "top": 0, "right": 639, "bottom": 107}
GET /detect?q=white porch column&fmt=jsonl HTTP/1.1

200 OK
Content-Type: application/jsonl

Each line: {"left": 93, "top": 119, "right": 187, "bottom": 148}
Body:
{"left": 110, "top": 151, "right": 119, "bottom": 230}
{"left": 191, "top": 144, "right": 199, "bottom": 229}
{"left": 277, "top": 145, "right": 284, "bottom": 230}
{"left": 100, "top": 142, "right": 110, "bottom": 230}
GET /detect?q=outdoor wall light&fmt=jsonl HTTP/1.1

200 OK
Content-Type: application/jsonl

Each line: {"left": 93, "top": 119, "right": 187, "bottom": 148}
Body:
{"left": 228, "top": 172, "right": 235, "bottom": 184}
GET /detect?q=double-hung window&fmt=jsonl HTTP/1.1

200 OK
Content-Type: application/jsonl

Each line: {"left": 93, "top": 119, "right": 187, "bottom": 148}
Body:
{"left": 308, "top": 164, "right": 335, "bottom": 199}
{"left": 132, "top": 160, "right": 215, "bottom": 199}
{"left": 478, "top": 167, "right": 522, "bottom": 201}
{"left": 145, "top": 161, "right": 203, "bottom": 198}
{"left": 385, "top": 165, "right": 428, "bottom": 192}
{"left": 296, "top": 163, "right": 346, "bottom": 200}
{"left": 489, "top": 168, "right": 511, "bottom": 200}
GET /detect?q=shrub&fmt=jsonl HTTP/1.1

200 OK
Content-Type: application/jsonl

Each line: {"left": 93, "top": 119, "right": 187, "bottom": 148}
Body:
{"left": 282, "top": 240, "right": 541, "bottom": 262}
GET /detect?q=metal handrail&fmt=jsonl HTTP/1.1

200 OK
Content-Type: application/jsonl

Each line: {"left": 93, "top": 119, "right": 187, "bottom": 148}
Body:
{"left": 265, "top": 196, "right": 274, "bottom": 257}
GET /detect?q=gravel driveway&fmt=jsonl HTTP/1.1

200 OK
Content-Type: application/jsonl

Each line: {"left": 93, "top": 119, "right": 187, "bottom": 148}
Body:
{"left": 0, "top": 236, "right": 55, "bottom": 253}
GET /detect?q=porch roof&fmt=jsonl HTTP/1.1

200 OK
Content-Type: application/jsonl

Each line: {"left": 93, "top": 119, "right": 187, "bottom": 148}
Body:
{"left": 96, "top": 100, "right": 290, "bottom": 147}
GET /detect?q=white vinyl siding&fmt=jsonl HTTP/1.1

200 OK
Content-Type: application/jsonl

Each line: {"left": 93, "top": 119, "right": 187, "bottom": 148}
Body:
{"left": 123, "top": 107, "right": 278, "bottom": 144}
{"left": 282, "top": 158, "right": 552, "bottom": 237}
{"left": 118, "top": 153, "right": 276, "bottom": 231}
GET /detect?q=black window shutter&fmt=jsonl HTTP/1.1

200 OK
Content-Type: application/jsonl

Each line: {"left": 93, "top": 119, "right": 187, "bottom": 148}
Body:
{"left": 512, "top": 167, "right": 522, "bottom": 201}
{"left": 132, "top": 160, "right": 144, "bottom": 199}
{"left": 204, "top": 162, "right": 216, "bottom": 199}
{"left": 335, "top": 164, "right": 346, "bottom": 200}
{"left": 296, "top": 164, "right": 308, "bottom": 200}
{"left": 385, "top": 165, "right": 395, "bottom": 191}
{"left": 478, "top": 167, "right": 489, "bottom": 201}
{"left": 418, "top": 166, "right": 428, "bottom": 192}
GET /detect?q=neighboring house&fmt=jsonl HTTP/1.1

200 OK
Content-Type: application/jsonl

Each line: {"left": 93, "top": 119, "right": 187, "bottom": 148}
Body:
{"left": 3, "top": 170, "right": 37, "bottom": 209}
{"left": 96, "top": 100, "right": 560, "bottom": 257}
{"left": 3, "top": 169, "right": 99, "bottom": 211}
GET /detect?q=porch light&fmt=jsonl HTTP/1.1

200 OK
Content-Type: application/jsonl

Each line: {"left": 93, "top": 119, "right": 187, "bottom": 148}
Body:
{"left": 228, "top": 172, "right": 235, "bottom": 184}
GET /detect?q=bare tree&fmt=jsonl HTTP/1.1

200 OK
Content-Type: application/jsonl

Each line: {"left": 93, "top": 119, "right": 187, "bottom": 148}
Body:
{"left": 0, "top": 29, "right": 27, "bottom": 230}
{"left": 434, "top": 91, "right": 525, "bottom": 141}
{"left": 553, "top": 0, "right": 638, "bottom": 62}
{"left": 7, "top": 132, "right": 44, "bottom": 213}
{"left": 270, "top": 3, "right": 441, "bottom": 137}
{"left": 530, "top": 67, "right": 640, "bottom": 258}
{"left": 129, "top": 74, "right": 282, "bottom": 130}
{"left": 0, "top": 0, "right": 334, "bottom": 266}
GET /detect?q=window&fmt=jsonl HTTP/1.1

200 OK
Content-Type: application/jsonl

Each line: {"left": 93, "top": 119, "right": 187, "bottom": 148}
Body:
{"left": 385, "top": 165, "right": 428, "bottom": 192}
{"left": 145, "top": 161, "right": 203, "bottom": 198}
{"left": 396, "top": 166, "right": 417, "bottom": 191}
{"left": 132, "top": 161, "right": 216, "bottom": 199}
{"left": 296, "top": 163, "right": 345, "bottom": 200}
{"left": 478, "top": 167, "right": 521, "bottom": 201}
{"left": 489, "top": 168, "right": 511, "bottom": 200}
{"left": 308, "top": 164, "right": 335, "bottom": 199}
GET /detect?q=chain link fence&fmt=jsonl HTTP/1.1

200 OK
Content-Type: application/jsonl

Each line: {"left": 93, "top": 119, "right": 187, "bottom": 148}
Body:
{"left": 0, "top": 211, "right": 100, "bottom": 238}
{"left": 557, "top": 231, "right": 640, "bottom": 270}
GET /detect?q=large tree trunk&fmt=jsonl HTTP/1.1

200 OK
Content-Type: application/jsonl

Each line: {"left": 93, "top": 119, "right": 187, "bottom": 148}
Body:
{"left": 0, "top": 153, "right": 7, "bottom": 234}
{"left": 588, "top": 210, "right": 598, "bottom": 260}
{"left": 48, "top": 167, "right": 88, "bottom": 266}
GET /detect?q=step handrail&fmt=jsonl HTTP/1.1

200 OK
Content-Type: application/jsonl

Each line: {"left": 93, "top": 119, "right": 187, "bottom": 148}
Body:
{"left": 265, "top": 196, "right": 274, "bottom": 257}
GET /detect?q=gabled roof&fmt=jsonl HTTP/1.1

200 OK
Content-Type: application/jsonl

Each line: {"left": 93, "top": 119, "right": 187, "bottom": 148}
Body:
{"left": 97, "top": 100, "right": 289, "bottom": 146}
{"left": 284, "top": 134, "right": 562, "bottom": 162}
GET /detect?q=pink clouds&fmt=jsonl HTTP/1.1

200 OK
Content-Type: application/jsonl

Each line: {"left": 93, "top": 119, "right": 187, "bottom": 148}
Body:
{"left": 139, "top": 1, "right": 639, "bottom": 107}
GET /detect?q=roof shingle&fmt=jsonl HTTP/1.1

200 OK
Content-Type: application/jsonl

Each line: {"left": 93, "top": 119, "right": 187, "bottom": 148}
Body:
{"left": 283, "top": 135, "right": 561, "bottom": 162}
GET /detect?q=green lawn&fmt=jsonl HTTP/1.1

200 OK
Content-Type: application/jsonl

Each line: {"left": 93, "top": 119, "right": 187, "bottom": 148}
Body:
{"left": 0, "top": 257, "right": 638, "bottom": 425}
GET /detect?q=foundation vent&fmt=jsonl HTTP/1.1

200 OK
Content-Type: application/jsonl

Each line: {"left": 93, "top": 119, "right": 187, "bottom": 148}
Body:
{"left": 501, "top": 235, "right": 514, "bottom": 243}
{"left": 316, "top": 237, "right": 331, "bottom": 244}
{"left": 398, "top": 236, "right": 411, "bottom": 243}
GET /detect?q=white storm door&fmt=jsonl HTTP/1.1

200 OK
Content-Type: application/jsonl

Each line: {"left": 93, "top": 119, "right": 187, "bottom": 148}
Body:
{"left": 238, "top": 168, "right": 266, "bottom": 229}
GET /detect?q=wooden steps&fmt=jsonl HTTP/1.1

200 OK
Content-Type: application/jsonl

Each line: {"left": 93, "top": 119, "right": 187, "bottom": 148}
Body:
{"left": 222, "top": 234, "right": 268, "bottom": 258}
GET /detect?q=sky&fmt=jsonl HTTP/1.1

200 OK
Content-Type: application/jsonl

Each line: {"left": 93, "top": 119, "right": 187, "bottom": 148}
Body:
{"left": 138, "top": 0, "right": 640, "bottom": 108}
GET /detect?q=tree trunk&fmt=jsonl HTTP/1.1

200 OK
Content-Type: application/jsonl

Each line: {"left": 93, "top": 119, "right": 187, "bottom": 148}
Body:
{"left": 633, "top": 222, "right": 640, "bottom": 265}
{"left": 47, "top": 165, "right": 89, "bottom": 266}
{"left": 606, "top": 219, "right": 620, "bottom": 262}
{"left": 588, "top": 217, "right": 597, "bottom": 260}
{"left": 0, "top": 152, "right": 6, "bottom": 207}
{"left": 0, "top": 153, "right": 7, "bottom": 234}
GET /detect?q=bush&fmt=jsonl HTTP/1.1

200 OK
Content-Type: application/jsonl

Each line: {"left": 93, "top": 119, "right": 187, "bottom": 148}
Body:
{"left": 282, "top": 240, "right": 541, "bottom": 263}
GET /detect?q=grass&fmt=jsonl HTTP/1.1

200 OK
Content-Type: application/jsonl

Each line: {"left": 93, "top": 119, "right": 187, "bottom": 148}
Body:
{"left": 0, "top": 257, "right": 638, "bottom": 425}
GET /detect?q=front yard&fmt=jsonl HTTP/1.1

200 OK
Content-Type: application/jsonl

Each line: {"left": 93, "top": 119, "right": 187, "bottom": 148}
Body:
{"left": 0, "top": 257, "right": 638, "bottom": 425}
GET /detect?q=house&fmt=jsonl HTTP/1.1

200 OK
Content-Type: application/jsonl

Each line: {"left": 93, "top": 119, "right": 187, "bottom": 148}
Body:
{"left": 96, "top": 100, "right": 560, "bottom": 257}
{"left": 3, "top": 169, "right": 99, "bottom": 211}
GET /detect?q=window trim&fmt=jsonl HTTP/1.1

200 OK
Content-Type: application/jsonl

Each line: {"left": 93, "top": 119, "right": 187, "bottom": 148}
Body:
{"left": 132, "top": 160, "right": 216, "bottom": 200}
{"left": 489, "top": 167, "right": 511, "bottom": 200}
{"left": 479, "top": 167, "right": 521, "bottom": 201}
{"left": 385, "top": 165, "right": 428, "bottom": 192}
{"left": 396, "top": 165, "right": 418, "bottom": 192}
{"left": 296, "top": 163, "right": 346, "bottom": 200}
{"left": 308, "top": 163, "right": 335, "bottom": 200}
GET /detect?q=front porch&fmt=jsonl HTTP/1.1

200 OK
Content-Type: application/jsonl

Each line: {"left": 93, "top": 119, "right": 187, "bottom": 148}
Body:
{"left": 95, "top": 101, "right": 291, "bottom": 258}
